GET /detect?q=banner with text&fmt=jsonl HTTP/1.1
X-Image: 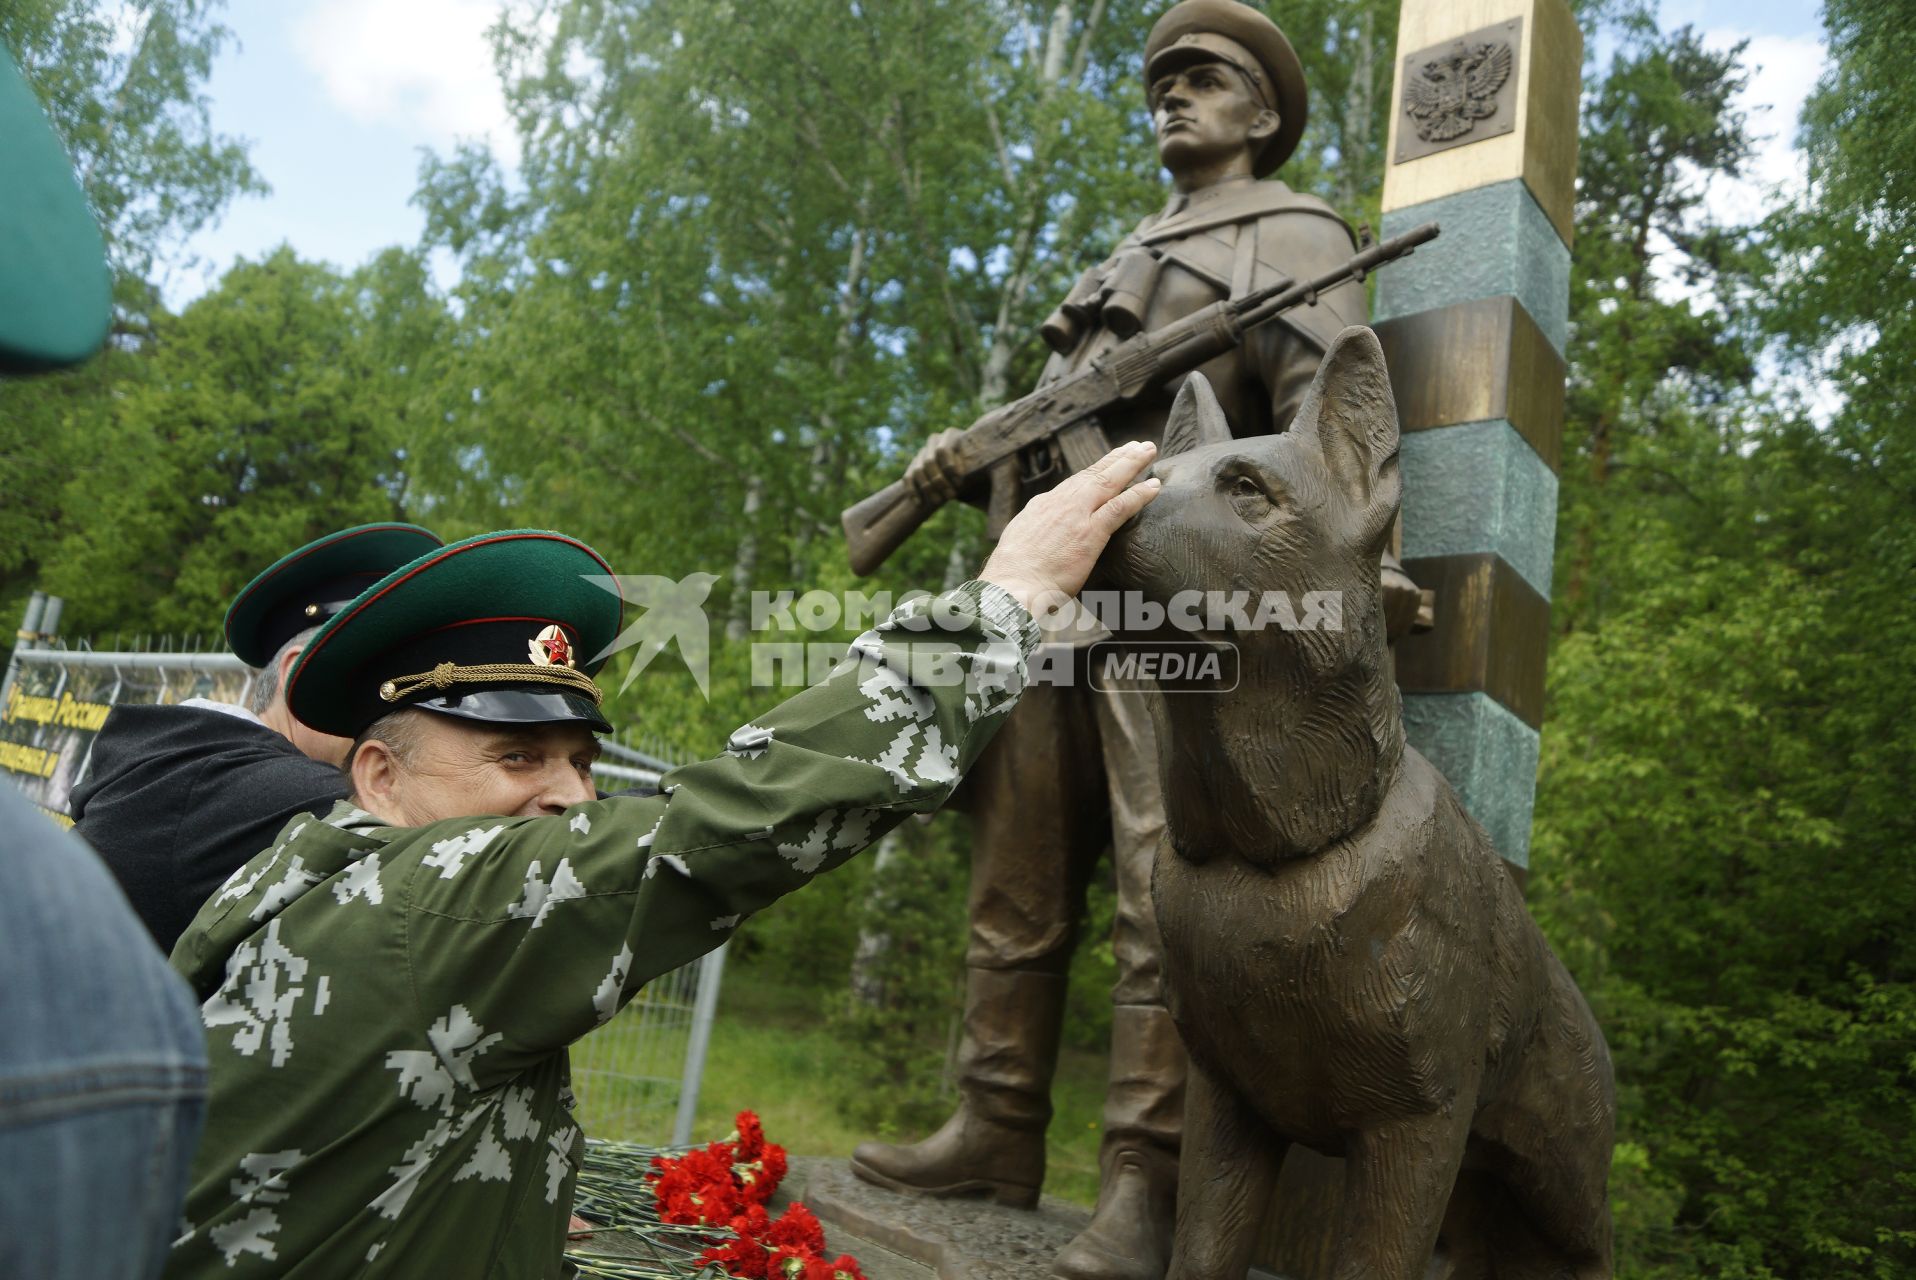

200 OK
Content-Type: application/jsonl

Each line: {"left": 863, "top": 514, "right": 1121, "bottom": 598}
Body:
{"left": 0, "top": 653, "right": 253, "bottom": 826}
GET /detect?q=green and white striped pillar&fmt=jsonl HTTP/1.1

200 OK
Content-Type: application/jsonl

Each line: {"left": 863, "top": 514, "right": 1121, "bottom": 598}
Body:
{"left": 1378, "top": 0, "right": 1582, "bottom": 871}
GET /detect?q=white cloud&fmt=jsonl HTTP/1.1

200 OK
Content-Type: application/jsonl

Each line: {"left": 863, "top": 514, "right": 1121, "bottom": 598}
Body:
{"left": 1640, "top": 30, "right": 1844, "bottom": 425}
{"left": 291, "top": 0, "right": 517, "bottom": 159}
{"left": 1699, "top": 29, "right": 1828, "bottom": 227}
{"left": 1648, "top": 30, "right": 1826, "bottom": 304}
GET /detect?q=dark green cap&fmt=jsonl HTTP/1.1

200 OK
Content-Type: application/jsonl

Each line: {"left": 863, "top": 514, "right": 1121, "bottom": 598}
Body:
{"left": 225, "top": 523, "right": 446, "bottom": 667}
{"left": 286, "top": 530, "right": 626, "bottom": 739}
{"left": 0, "top": 50, "right": 112, "bottom": 372}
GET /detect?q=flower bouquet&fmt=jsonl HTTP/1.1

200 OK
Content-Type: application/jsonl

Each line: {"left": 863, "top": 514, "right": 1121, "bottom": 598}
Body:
{"left": 565, "top": 1112, "right": 863, "bottom": 1280}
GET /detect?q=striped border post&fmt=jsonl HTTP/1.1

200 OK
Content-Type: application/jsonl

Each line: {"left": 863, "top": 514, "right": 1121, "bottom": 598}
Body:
{"left": 1380, "top": 0, "right": 1582, "bottom": 874}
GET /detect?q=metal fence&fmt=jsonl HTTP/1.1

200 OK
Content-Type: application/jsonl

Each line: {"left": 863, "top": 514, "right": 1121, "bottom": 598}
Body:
{"left": 571, "top": 734, "right": 730, "bottom": 1146}
{"left": 1, "top": 633, "right": 727, "bottom": 1146}
{"left": 571, "top": 932, "right": 729, "bottom": 1145}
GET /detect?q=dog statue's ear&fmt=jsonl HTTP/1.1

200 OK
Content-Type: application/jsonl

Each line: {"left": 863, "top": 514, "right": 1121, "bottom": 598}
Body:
{"left": 1296, "top": 327, "right": 1401, "bottom": 551}
{"left": 1161, "top": 372, "right": 1233, "bottom": 458}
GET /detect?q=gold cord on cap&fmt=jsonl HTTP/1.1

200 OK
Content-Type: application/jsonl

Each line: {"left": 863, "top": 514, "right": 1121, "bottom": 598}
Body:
{"left": 378, "top": 661, "right": 603, "bottom": 705}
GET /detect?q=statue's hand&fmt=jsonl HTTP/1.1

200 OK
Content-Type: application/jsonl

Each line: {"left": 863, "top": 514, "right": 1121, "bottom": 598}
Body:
{"left": 1380, "top": 552, "right": 1430, "bottom": 642}
{"left": 981, "top": 441, "right": 1160, "bottom": 615}
{"left": 904, "top": 428, "right": 967, "bottom": 508}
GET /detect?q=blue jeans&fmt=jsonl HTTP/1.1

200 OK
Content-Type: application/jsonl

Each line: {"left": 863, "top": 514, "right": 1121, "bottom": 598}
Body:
{"left": 0, "top": 783, "right": 207, "bottom": 1280}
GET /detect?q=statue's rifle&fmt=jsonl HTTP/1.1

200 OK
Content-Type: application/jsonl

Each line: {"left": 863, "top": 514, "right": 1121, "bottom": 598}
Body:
{"left": 841, "top": 221, "right": 1440, "bottom": 576}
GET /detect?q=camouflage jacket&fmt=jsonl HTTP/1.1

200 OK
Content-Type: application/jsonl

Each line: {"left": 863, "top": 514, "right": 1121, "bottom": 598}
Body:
{"left": 164, "top": 581, "right": 1038, "bottom": 1280}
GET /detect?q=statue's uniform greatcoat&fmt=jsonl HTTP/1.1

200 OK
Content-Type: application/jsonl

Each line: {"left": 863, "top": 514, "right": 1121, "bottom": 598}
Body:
{"left": 163, "top": 583, "right": 1038, "bottom": 1280}
{"left": 966, "top": 179, "right": 1365, "bottom": 1008}
{"left": 1037, "top": 177, "right": 1366, "bottom": 450}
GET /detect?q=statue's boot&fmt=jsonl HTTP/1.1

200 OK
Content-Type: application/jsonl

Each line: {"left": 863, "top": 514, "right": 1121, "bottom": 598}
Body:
{"left": 1052, "top": 1005, "right": 1186, "bottom": 1280}
{"left": 850, "top": 967, "right": 1066, "bottom": 1208}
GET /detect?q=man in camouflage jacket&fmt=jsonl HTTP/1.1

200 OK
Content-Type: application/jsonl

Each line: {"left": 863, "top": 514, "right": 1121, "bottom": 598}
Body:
{"left": 163, "top": 443, "right": 1160, "bottom": 1279}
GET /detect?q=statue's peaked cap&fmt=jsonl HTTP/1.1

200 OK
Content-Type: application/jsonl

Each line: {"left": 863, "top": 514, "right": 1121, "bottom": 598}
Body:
{"left": 1144, "top": 0, "right": 1308, "bottom": 177}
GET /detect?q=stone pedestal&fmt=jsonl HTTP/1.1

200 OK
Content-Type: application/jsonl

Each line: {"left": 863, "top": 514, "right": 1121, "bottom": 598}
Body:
{"left": 796, "top": 1158, "right": 1319, "bottom": 1280}
{"left": 794, "top": 1158, "right": 1091, "bottom": 1280}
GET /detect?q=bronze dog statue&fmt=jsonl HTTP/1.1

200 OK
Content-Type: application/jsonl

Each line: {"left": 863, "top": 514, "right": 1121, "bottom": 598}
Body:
{"left": 1099, "top": 329, "right": 1615, "bottom": 1280}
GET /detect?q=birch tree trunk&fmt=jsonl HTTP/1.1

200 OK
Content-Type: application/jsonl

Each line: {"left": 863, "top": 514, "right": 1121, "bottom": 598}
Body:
{"left": 799, "top": 186, "right": 874, "bottom": 562}
{"left": 848, "top": 831, "right": 904, "bottom": 1007}
{"left": 724, "top": 475, "right": 763, "bottom": 644}
{"left": 1337, "top": 8, "right": 1378, "bottom": 214}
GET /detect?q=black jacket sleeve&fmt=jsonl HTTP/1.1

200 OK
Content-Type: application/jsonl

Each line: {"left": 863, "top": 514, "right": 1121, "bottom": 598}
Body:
{"left": 73, "top": 707, "right": 348, "bottom": 951}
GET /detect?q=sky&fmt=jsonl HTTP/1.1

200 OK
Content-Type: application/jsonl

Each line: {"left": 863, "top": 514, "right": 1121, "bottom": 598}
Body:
{"left": 160, "top": 0, "right": 520, "bottom": 306}
{"left": 165, "top": 0, "right": 1834, "bottom": 309}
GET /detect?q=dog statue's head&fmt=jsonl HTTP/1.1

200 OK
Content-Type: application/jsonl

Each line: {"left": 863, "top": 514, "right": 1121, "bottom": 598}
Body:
{"left": 1101, "top": 326, "right": 1406, "bottom": 859}
{"left": 1104, "top": 326, "right": 1401, "bottom": 678}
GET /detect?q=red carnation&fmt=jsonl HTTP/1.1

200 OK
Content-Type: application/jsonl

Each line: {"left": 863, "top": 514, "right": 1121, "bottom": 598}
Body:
{"left": 736, "top": 1110, "right": 768, "bottom": 1157}
{"left": 754, "top": 1145, "right": 789, "bottom": 1198}
{"left": 769, "top": 1245, "right": 817, "bottom": 1279}
{"left": 766, "top": 1203, "right": 826, "bottom": 1254}
{"left": 702, "top": 1232, "right": 771, "bottom": 1279}
{"left": 726, "top": 1204, "right": 772, "bottom": 1237}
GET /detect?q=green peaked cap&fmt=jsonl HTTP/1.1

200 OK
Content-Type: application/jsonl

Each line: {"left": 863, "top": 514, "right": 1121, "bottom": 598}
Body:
{"left": 0, "top": 51, "right": 112, "bottom": 372}
{"left": 286, "top": 530, "right": 626, "bottom": 738}
{"left": 225, "top": 523, "right": 445, "bottom": 667}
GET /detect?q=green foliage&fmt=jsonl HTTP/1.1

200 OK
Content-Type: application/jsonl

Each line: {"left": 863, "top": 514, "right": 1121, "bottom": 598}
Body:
{"left": 1535, "top": 554, "right": 1916, "bottom": 1277}
{"left": 26, "top": 248, "right": 446, "bottom": 637}
{"left": 581, "top": 967, "right": 1110, "bottom": 1205}
{"left": 1062, "top": 869, "right": 1119, "bottom": 1054}
{"left": 724, "top": 835, "right": 870, "bottom": 992}
{"left": 0, "top": 0, "right": 265, "bottom": 322}
{"left": 1556, "top": 23, "right": 1762, "bottom": 633}
{"left": 1, "top": 0, "right": 266, "bottom": 637}
{"left": 1262, "top": 0, "right": 1399, "bottom": 220}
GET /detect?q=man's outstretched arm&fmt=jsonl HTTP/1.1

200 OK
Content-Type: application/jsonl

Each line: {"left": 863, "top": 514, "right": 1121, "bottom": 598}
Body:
{"left": 401, "top": 443, "right": 1162, "bottom": 1072}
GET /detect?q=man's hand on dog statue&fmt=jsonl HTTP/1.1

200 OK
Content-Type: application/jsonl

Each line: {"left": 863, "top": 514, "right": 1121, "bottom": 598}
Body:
{"left": 981, "top": 440, "right": 1161, "bottom": 616}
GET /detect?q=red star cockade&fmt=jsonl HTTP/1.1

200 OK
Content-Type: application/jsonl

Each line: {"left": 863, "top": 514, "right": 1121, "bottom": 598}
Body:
{"left": 529, "top": 624, "right": 574, "bottom": 667}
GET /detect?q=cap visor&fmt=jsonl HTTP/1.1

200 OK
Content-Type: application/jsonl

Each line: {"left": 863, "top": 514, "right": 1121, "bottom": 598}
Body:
{"left": 411, "top": 690, "right": 612, "bottom": 734}
{"left": 224, "top": 523, "right": 444, "bottom": 666}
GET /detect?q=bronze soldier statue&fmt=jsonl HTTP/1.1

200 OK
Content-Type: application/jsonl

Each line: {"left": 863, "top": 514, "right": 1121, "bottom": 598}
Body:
{"left": 851, "top": 3, "right": 1421, "bottom": 1277}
